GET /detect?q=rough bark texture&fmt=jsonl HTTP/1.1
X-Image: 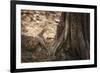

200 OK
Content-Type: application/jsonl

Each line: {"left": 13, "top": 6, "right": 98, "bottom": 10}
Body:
{"left": 67, "top": 13, "right": 90, "bottom": 60}
{"left": 21, "top": 10, "right": 90, "bottom": 63}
